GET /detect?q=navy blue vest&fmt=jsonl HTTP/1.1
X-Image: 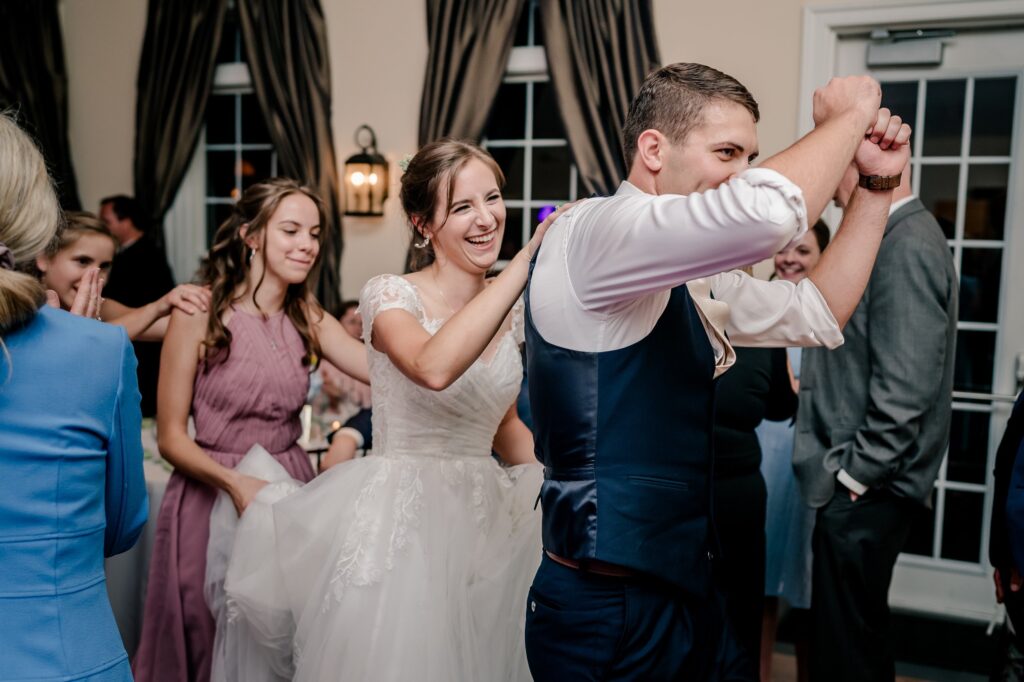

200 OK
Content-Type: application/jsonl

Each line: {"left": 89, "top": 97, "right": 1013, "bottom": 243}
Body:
{"left": 525, "top": 265, "right": 717, "bottom": 595}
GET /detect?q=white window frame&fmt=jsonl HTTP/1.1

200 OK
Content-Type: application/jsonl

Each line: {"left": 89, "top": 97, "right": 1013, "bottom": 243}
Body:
{"left": 483, "top": 2, "right": 578, "bottom": 268}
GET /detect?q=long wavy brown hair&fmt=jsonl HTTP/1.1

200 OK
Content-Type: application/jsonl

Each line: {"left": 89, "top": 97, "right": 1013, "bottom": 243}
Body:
{"left": 197, "top": 178, "right": 325, "bottom": 369}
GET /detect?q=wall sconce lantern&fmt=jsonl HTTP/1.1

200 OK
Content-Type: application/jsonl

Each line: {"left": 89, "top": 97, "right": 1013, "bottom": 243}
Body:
{"left": 343, "top": 124, "right": 389, "bottom": 217}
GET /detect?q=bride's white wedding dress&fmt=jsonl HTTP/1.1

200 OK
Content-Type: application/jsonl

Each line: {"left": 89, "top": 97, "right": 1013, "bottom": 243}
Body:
{"left": 206, "top": 274, "right": 543, "bottom": 682}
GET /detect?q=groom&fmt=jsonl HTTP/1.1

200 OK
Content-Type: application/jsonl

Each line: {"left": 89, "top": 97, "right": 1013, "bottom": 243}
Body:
{"left": 523, "top": 63, "right": 911, "bottom": 680}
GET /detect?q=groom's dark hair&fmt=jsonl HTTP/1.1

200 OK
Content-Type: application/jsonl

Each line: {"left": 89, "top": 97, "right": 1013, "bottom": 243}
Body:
{"left": 622, "top": 63, "right": 760, "bottom": 169}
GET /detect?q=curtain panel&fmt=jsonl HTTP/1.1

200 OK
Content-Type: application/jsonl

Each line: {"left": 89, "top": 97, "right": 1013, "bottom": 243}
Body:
{"left": 540, "top": 0, "right": 660, "bottom": 197}
{"left": 237, "top": 0, "right": 344, "bottom": 312}
{"left": 0, "top": 0, "right": 81, "bottom": 209}
{"left": 134, "top": 0, "right": 227, "bottom": 239}
{"left": 418, "top": 0, "right": 527, "bottom": 145}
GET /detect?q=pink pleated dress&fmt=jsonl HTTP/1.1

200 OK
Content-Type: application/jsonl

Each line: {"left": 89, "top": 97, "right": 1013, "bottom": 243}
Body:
{"left": 132, "top": 309, "right": 316, "bottom": 682}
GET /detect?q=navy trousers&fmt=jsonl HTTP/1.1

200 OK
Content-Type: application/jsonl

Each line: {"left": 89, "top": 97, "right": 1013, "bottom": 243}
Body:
{"left": 524, "top": 555, "right": 747, "bottom": 681}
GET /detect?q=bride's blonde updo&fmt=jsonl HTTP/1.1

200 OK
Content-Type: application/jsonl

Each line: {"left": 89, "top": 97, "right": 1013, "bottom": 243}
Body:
{"left": 399, "top": 139, "right": 504, "bottom": 271}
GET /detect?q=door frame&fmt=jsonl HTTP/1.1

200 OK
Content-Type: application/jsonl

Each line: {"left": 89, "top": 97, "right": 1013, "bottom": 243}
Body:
{"left": 799, "top": 0, "right": 1024, "bottom": 136}
{"left": 799, "top": 0, "right": 1024, "bottom": 623}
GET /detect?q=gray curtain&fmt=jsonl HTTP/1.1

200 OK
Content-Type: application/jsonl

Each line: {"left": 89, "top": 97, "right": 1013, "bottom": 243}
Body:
{"left": 418, "top": 0, "right": 527, "bottom": 145}
{"left": 540, "top": 0, "right": 660, "bottom": 196}
{"left": 134, "top": 0, "right": 227, "bottom": 238}
{"left": 237, "top": 0, "right": 344, "bottom": 313}
{"left": 0, "top": 0, "right": 81, "bottom": 209}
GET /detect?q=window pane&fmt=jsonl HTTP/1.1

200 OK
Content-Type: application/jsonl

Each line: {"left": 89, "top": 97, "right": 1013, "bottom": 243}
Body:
{"left": 946, "top": 411, "right": 989, "bottom": 484}
{"left": 500, "top": 208, "right": 524, "bottom": 261}
{"left": 534, "top": 204, "right": 559, "bottom": 227}
{"left": 918, "top": 164, "right": 958, "bottom": 239}
{"left": 959, "top": 248, "right": 1003, "bottom": 323}
{"left": 215, "top": 15, "right": 241, "bottom": 65}
{"left": 532, "top": 145, "right": 572, "bottom": 200}
{"left": 206, "top": 95, "right": 235, "bottom": 145}
{"left": 971, "top": 77, "right": 1017, "bottom": 156}
{"left": 486, "top": 83, "right": 527, "bottom": 140}
{"left": 954, "top": 330, "right": 995, "bottom": 393}
{"left": 241, "top": 94, "right": 271, "bottom": 145}
{"left": 241, "top": 150, "right": 273, "bottom": 189}
{"left": 513, "top": 2, "right": 531, "bottom": 46}
{"left": 206, "top": 203, "right": 234, "bottom": 246}
{"left": 965, "top": 164, "right": 1009, "bottom": 241}
{"left": 940, "top": 490, "right": 983, "bottom": 562}
{"left": 880, "top": 81, "right": 919, "bottom": 125}
{"left": 902, "top": 490, "right": 935, "bottom": 557}
{"left": 489, "top": 146, "right": 525, "bottom": 200}
{"left": 533, "top": 5, "right": 544, "bottom": 48}
{"left": 533, "top": 82, "right": 565, "bottom": 139}
{"left": 206, "top": 151, "right": 237, "bottom": 198}
{"left": 923, "top": 79, "right": 966, "bottom": 156}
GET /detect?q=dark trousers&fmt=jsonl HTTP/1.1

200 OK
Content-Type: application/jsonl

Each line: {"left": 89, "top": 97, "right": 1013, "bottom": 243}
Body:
{"left": 525, "top": 554, "right": 745, "bottom": 681}
{"left": 810, "top": 488, "right": 916, "bottom": 682}
{"left": 712, "top": 470, "right": 767, "bottom": 681}
{"left": 134, "top": 340, "right": 162, "bottom": 417}
{"left": 996, "top": 585, "right": 1024, "bottom": 680}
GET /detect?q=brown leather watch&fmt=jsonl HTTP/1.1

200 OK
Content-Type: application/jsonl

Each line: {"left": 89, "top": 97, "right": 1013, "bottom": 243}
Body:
{"left": 858, "top": 173, "right": 902, "bottom": 191}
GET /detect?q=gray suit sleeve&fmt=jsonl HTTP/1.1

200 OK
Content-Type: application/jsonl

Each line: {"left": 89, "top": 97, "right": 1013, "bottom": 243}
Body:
{"left": 838, "top": 223, "right": 954, "bottom": 488}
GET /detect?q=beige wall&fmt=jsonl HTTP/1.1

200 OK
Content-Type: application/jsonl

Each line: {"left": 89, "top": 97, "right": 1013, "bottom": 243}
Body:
{"left": 62, "top": 0, "right": 146, "bottom": 212}
{"left": 62, "top": 0, "right": 863, "bottom": 297}
{"left": 324, "top": 0, "right": 427, "bottom": 298}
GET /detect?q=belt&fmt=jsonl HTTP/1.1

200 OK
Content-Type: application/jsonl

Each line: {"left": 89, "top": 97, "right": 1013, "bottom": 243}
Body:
{"left": 545, "top": 551, "right": 639, "bottom": 578}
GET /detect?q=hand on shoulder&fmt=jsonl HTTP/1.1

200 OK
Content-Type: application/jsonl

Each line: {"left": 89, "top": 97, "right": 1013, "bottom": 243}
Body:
{"left": 167, "top": 303, "right": 211, "bottom": 347}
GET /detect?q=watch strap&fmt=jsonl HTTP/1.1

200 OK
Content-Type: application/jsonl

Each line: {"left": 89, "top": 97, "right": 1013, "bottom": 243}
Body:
{"left": 858, "top": 173, "right": 902, "bottom": 191}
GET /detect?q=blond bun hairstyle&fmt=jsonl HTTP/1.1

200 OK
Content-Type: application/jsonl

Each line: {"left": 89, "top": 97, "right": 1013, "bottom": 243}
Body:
{"left": 0, "top": 113, "right": 62, "bottom": 338}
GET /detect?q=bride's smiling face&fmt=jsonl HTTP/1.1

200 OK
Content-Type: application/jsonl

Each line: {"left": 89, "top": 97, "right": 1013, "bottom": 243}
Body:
{"left": 425, "top": 159, "right": 506, "bottom": 275}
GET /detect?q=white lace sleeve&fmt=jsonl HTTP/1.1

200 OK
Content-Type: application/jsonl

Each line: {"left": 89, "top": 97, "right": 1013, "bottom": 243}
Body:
{"left": 511, "top": 296, "right": 525, "bottom": 346}
{"left": 358, "top": 274, "right": 423, "bottom": 344}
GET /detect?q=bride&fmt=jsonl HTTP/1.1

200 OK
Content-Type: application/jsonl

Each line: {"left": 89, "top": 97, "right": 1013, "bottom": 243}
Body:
{"left": 209, "top": 139, "right": 562, "bottom": 681}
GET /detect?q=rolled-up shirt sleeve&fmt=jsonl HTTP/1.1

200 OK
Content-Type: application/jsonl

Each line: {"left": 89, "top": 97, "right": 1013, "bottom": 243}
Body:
{"left": 568, "top": 169, "right": 808, "bottom": 310}
{"left": 710, "top": 270, "right": 844, "bottom": 349}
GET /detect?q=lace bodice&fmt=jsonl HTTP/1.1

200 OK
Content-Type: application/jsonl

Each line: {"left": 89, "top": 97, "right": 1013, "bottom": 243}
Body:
{"left": 359, "top": 274, "right": 524, "bottom": 460}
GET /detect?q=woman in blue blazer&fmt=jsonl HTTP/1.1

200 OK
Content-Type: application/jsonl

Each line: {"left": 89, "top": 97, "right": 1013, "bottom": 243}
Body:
{"left": 0, "top": 113, "right": 148, "bottom": 680}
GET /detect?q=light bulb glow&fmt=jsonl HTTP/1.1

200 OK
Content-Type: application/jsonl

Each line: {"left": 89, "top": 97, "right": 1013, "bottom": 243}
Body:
{"left": 351, "top": 171, "right": 366, "bottom": 186}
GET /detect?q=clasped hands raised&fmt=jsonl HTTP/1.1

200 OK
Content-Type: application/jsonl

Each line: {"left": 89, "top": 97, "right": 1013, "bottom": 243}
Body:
{"left": 812, "top": 75, "right": 913, "bottom": 178}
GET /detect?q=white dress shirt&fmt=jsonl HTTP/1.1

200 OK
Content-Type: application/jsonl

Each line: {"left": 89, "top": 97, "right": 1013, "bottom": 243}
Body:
{"left": 529, "top": 169, "right": 844, "bottom": 375}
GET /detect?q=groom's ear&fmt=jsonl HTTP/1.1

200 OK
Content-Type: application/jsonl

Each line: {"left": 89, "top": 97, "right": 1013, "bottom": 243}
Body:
{"left": 635, "top": 129, "right": 665, "bottom": 173}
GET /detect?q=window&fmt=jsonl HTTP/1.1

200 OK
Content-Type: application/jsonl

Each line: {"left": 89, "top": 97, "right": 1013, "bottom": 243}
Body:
{"left": 164, "top": 11, "right": 279, "bottom": 282}
{"left": 879, "top": 75, "right": 1018, "bottom": 565}
{"left": 482, "top": 0, "right": 578, "bottom": 264}
{"left": 204, "top": 15, "right": 278, "bottom": 245}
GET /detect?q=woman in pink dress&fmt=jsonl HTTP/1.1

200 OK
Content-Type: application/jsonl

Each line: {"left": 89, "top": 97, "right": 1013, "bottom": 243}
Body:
{"left": 132, "top": 179, "right": 368, "bottom": 682}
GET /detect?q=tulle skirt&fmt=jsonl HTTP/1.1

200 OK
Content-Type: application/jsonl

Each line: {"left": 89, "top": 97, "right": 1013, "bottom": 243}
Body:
{"left": 207, "top": 446, "right": 543, "bottom": 682}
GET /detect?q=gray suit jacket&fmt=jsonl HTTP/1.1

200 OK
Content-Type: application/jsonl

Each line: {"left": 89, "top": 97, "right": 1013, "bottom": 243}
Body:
{"left": 793, "top": 198, "right": 958, "bottom": 508}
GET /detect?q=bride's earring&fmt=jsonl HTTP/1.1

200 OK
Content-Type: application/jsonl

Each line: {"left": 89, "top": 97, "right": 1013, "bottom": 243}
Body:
{"left": 248, "top": 247, "right": 256, "bottom": 264}
{"left": 414, "top": 233, "right": 431, "bottom": 249}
